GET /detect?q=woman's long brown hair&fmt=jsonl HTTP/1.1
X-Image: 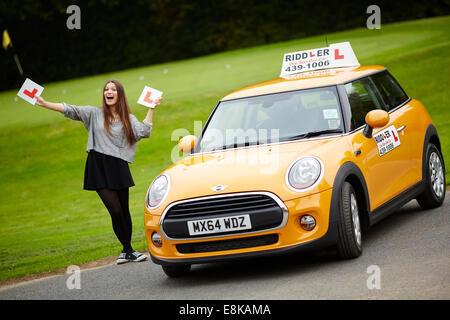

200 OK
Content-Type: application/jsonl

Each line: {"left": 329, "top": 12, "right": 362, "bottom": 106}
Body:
{"left": 102, "top": 79, "right": 136, "bottom": 146}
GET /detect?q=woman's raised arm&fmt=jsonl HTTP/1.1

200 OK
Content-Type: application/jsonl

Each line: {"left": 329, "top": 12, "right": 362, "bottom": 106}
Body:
{"left": 35, "top": 96, "right": 64, "bottom": 112}
{"left": 143, "top": 96, "right": 162, "bottom": 124}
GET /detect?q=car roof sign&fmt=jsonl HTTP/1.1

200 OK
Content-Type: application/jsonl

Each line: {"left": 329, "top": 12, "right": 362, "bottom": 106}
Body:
{"left": 280, "top": 42, "right": 360, "bottom": 78}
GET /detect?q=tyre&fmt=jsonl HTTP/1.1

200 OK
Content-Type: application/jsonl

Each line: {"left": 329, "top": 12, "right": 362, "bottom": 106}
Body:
{"left": 337, "top": 182, "right": 363, "bottom": 259}
{"left": 417, "top": 143, "right": 446, "bottom": 209}
{"left": 162, "top": 264, "right": 191, "bottom": 278}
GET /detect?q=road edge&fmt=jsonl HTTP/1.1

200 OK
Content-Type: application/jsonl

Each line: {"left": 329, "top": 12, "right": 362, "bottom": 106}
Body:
{"left": 0, "top": 250, "right": 149, "bottom": 291}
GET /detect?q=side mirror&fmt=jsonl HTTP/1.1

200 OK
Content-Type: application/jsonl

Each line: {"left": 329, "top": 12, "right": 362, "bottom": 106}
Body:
{"left": 178, "top": 135, "right": 197, "bottom": 153}
{"left": 363, "top": 110, "right": 390, "bottom": 138}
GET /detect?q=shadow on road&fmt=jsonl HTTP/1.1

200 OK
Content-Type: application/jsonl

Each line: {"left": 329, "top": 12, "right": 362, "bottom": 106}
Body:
{"left": 160, "top": 199, "right": 430, "bottom": 285}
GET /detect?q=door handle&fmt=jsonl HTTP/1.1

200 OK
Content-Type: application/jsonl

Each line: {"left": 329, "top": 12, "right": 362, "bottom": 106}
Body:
{"left": 397, "top": 125, "right": 406, "bottom": 132}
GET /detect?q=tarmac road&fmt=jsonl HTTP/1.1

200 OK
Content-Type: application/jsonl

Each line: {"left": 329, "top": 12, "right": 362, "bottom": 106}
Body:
{"left": 1, "top": 193, "right": 449, "bottom": 300}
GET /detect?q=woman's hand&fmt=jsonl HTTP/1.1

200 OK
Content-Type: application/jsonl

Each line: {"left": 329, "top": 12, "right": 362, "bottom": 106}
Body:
{"left": 144, "top": 97, "right": 162, "bottom": 124}
{"left": 35, "top": 96, "right": 46, "bottom": 107}
{"left": 154, "top": 96, "right": 162, "bottom": 108}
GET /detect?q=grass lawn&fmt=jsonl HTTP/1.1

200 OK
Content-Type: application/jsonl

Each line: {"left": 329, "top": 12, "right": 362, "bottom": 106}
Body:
{"left": 0, "top": 16, "right": 449, "bottom": 281}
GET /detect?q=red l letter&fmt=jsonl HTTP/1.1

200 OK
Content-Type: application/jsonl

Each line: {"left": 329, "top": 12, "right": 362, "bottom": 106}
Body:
{"left": 392, "top": 130, "right": 398, "bottom": 142}
{"left": 144, "top": 91, "right": 153, "bottom": 104}
{"left": 24, "top": 88, "right": 38, "bottom": 99}
{"left": 335, "top": 49, "right": 345, "bottom": 60}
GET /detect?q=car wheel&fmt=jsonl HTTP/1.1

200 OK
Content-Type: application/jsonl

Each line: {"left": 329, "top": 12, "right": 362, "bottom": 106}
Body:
{"left": 162, "top": 264, "right": 191, "bottom": 278}
{"left": 417, "top": 143, "right": 446, "bottom": 209}
{"left": 337, "top": 182, "right": 362, "bottom": 259}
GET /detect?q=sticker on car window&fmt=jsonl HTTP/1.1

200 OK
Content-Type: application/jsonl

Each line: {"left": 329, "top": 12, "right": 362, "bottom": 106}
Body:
{"left": 328, "top": 119, "right": 340, "bottom": 129}
{"left": 323, "top": 109, "right": 339, "bottom": 119}
{"left": 373, "top": 125, "right": 401, "bottom": 156}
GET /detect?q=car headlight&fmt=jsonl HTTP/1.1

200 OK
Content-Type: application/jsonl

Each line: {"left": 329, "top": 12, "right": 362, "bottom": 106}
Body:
{"left": 147, "top": 174, "right": 169, "bottom": 209}
{"left": 287, "top": 157, "right": 323, "bottom": 191}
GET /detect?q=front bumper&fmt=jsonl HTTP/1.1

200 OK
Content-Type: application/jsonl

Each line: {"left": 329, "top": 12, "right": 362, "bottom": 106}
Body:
{"left": 145, "top": 188, "right": 335, "bottom": 266}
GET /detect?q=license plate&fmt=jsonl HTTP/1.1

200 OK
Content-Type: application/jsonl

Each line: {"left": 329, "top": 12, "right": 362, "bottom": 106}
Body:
{"left": 187, "top": 215, "right": 252, "bottom": 236}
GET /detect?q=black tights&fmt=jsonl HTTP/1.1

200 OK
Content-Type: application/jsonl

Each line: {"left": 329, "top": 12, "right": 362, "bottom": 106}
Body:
{"left": 96, "top": 188, "right": 133, "bottom": 253}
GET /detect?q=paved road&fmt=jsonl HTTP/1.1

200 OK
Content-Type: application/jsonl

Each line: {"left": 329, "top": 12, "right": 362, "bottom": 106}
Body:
{"left": 1, "top": 193, "right": 449, "bottom": 300}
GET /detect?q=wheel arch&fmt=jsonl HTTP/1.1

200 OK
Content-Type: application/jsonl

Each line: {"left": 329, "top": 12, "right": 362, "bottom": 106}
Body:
{"left": 422, "top": 124, "right": 445, "bottom": 180}
{"left": 330, "top": 162, "right": 371, "bottom": 232}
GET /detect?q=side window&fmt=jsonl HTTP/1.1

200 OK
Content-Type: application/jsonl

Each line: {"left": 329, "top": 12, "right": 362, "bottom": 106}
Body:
{"left": 345, "top": 78, "right": 384, "bottom": 129}
{"left": 371, "top": 71, "right": 408, "bottom": 111}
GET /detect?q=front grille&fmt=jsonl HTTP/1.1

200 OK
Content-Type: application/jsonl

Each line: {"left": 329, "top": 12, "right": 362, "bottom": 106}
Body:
{"left": 176, "top": 234, "right": 279, "bottom": 254}
{"left": 162, "top": 193, "right": 285, "bottom": 239}
{"left": 165, "top": 194, "right": 279, "bottom": 219}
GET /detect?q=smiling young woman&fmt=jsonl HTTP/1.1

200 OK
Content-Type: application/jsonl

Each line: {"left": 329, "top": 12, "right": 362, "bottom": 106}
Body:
{"left": 35, "top": 79, "right": 162, "bottom": 264}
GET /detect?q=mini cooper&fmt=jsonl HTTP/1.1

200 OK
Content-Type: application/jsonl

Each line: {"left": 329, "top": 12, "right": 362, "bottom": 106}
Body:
{"left": 144, "top": 64, "right": 446, "bottom": 277}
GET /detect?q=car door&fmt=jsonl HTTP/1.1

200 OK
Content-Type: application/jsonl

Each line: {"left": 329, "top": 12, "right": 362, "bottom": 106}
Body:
{"left": 344, "top": 73, "right": 416, "bottom": 211}
{"left": 370, "top": 71, "right": 423, "bottom": 193}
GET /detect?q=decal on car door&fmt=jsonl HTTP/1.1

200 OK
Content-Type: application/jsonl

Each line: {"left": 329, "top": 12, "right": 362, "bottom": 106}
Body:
{"left": 373, "top": 125, "right": 401, "bottom": 156}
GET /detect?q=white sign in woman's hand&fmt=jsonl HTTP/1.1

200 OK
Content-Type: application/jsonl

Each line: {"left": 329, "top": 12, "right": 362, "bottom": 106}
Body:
{"left": 17, "top": 78, "right": 44, "bottom": 105}
{"left": 137, "top": 86, "right": 163, "bottom": 108}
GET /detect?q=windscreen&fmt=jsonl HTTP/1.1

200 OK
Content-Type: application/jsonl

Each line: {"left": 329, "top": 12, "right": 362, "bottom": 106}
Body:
{"left": 197, "top": 86, "right": 343, "bottom": 153}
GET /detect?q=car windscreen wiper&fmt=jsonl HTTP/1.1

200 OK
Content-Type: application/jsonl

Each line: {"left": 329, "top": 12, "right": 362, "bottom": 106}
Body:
{"left": 283, "top": 129, "right": 344, "bottom": 141}
{"left": 209, "top": 140, "right": 265, "bottom": 152}
{"left": 206, "top": 129, "right": 343, "bottom": 151}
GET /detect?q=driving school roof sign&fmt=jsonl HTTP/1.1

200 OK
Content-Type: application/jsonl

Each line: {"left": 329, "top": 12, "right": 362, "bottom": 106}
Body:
{"left": 280, "top": 42, "right": 359, "bottom": 78}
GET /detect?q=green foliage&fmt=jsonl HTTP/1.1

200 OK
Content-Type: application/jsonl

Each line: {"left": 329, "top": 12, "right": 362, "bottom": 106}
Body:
{"left": 0, "top": 16, "right": 449, "bottom": 280}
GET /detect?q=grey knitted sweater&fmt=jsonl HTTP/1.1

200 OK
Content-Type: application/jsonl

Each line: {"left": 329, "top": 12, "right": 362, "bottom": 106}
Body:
{"left": 62, "top": 103, "right": 152, "bottom": 163}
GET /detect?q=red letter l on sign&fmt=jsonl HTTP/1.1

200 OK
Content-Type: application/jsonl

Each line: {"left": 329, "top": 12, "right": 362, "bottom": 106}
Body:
{"left": 335, "top": 49, "right": 345, "bottom": 60}
{"left": 144, "top": 91, "right": 154, "bottom": 104}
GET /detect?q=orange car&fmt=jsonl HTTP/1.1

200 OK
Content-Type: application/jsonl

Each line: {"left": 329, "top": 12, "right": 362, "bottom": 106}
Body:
{"left": 144, "top": 65, "right": 446, "bottom": 277}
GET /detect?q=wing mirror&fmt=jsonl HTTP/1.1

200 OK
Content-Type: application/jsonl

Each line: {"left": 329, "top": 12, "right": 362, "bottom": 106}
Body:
{"left": 363, "top": 110, "right": 390, "bottom": 138}
{"left": 178, "top": 135, "right": 197, "bottom": 153}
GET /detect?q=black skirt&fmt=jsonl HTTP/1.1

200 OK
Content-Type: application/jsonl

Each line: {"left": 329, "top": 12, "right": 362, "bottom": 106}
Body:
{"left": 84, "top": 150, "right": 135, "bottom": 190}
